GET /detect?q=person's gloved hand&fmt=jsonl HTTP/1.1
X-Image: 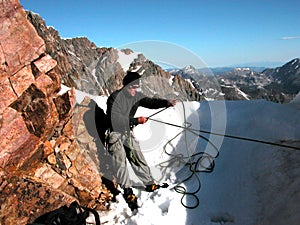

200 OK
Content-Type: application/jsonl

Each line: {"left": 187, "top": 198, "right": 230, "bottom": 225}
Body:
{"left": 138, "top": 116, "right": 148, "bottom": 124}
{"left": 167, "top": 99, "right": 177, "bottom": 107}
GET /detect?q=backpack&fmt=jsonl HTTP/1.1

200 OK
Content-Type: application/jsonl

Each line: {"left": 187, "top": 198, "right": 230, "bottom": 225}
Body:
{"left": 94, "top": 100, "right": 109, "bottom": 145}
{"left": 82, "top": 99, "right": 109, "bottom": 146}
{"left": 28, "top": 201, "right": 100, "bottom": 225}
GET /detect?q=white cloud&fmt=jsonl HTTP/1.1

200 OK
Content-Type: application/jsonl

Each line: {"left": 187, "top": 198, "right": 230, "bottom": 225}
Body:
{"left": 280, "top": 36, "right": 300, "bottom": 40}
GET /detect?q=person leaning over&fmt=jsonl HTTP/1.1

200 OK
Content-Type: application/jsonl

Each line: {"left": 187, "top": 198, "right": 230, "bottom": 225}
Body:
{"left": 106, "top": 71, "right": 176, "bottom": 210}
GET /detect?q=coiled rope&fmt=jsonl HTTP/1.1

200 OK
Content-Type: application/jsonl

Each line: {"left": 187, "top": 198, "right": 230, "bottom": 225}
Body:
{"left": 148, "top": 101, "right": 300, "bottom": 209}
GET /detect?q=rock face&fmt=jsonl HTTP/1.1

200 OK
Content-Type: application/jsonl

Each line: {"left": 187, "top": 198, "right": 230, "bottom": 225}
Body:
{"left": 262, "top": 58, "right": 300, "bottom": 95}
{"left": 0, "top": 1, "right": 111, "bottom": 224}
{"left": 26, "top": 11, "right": 112, "bottom": 95}
{"left": 0, "top": 4, "right": 203, "bottom": 224}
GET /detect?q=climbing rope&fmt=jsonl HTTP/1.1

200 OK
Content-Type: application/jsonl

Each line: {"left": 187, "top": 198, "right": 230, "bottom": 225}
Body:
{"left": 147, "top": 101, "right": 300, "bottom": 209}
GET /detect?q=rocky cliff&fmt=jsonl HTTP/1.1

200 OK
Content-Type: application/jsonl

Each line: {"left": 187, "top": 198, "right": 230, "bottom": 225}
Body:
{"left": 25, "top": 11, "right": 118, "bottom": 96}
{"left": 0, "top": 1, "right": 203, "bottom": 224}
{"left": 262, "top": 58, "right": 300, "bottom": 95}
{"left": 0, "top": 1, "right": 111, "bottom": 224}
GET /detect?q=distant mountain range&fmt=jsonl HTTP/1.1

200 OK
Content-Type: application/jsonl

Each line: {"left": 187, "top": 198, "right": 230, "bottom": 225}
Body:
{"left": 230, "top": 61, "right": 285, "bottom": 68}
{"left": 167, "top": 62, "right": 286, "bottom": 75}
{"left": 209, "top": 66, "right": 267, "bottom": 74}
{"left": 169, "top": 59, "right": 300, "bottom": 103}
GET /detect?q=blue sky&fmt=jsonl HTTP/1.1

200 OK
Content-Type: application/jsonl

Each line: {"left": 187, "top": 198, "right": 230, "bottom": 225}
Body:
{"left": 20, "top": 0, "right": 300, "bottom": 68}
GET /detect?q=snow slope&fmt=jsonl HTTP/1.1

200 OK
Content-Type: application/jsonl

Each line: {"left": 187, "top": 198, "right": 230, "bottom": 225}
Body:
{"left": 185, "top": 100, "right": 300, "bottom": 225}
{"left": 69, "top": 87, "right": 300, "bottom": 225}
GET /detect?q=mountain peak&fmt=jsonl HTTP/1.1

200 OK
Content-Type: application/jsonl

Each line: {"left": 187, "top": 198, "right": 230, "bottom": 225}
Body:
{"left": 287, "top": 58, "right": 300, "bottom": 65}
{"left": 182, "top": 65, "right": 198, "bottom": 74}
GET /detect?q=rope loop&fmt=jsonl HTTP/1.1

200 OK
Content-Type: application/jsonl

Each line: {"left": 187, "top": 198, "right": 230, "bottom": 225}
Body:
{"left": 148, "top": 100, "right": 300, "bottom": 209}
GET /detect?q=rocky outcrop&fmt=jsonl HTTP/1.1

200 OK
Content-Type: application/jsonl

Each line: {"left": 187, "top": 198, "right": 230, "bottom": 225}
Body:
{"left": 0, "top": 1, "right": 111, "bottom": 224}
{"left": 169, "top": 65, "right": 222, "bottom": 100}
{"left": 25, "top": 11, "right": 129, "bottom": 96}
{"left": 263, "top": 58, "right": 300, "bottom": 95}
{"left": 25, "top": 11, "right": 108, "bottom": 94}
{"left": 0, "top": 5, "right": 203, "bottom": 224}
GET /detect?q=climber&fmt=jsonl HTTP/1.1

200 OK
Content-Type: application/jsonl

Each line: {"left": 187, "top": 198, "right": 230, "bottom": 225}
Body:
{"left": 106, "top": 71, "right": 177, "bottom": 211}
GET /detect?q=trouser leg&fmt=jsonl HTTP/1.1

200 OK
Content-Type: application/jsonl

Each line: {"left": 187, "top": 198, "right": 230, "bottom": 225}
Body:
{"left": 124, "top": 132, "right": 154, "bottom": 186}
{"left": 107, "top": 132, "right": 132, "bottom": 188}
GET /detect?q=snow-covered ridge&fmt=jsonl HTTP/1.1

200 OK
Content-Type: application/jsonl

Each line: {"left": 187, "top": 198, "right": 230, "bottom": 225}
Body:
{"left": 117, "top": 50, "right": 141, "bottom": 72}
{"left": 59, "top": 84, "right": 108, "bottom": 111}
{"left": 234, "top": 67, "right": 250, "bottom": 71}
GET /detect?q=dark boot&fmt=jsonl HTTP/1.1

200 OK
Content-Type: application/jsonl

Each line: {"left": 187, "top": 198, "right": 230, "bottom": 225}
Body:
{"left": 145, "top": 183, "right": 169, "bottom": 192}
{"left": 123, "top": 188, "right": 138, "bottom": 211}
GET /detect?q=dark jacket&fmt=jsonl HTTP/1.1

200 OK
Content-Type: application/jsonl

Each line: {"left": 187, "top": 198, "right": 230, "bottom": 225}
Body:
{"left": 106, "top": 88, "right": 170, "bottom": 134}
